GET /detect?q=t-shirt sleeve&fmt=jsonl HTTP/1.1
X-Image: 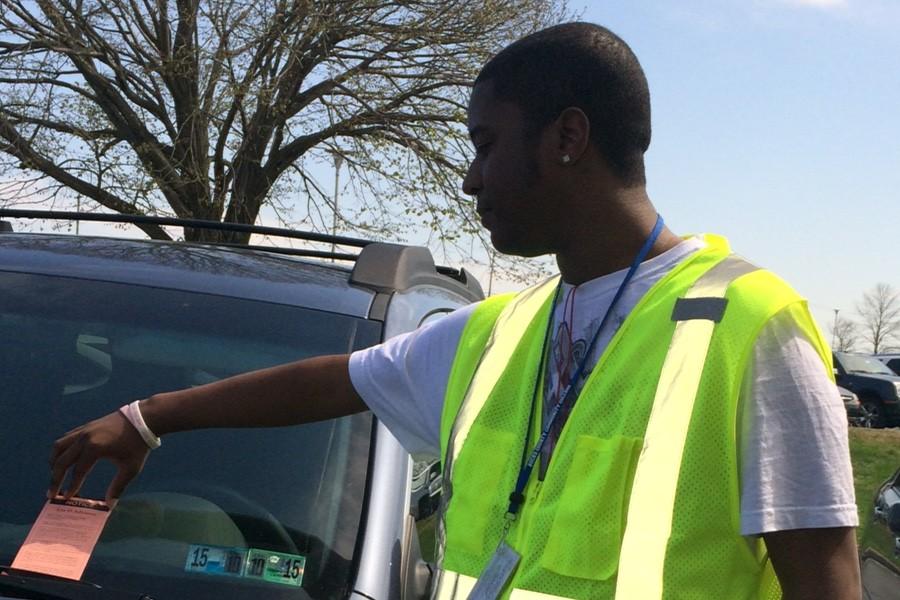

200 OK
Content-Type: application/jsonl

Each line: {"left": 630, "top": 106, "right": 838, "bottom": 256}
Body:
{"left": 739, "top": 303, "right": 858, "bottom": 536}
{"left": 348, "top": 303, "right": 478, "bottom": 457}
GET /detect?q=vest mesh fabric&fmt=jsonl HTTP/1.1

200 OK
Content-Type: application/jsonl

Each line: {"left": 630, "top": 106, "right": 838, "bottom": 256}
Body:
{"left": 441, "top": 293, "right": 517, "bottom": 463}
{"left": 441, "top": 293, "right": 554, "bottom": 568}
{"left": 438, "top": 236, "right": 832, "bottom": 599}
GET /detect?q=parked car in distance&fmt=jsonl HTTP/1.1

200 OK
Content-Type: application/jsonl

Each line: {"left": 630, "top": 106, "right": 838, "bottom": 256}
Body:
{"left": 860, "top": 467, "right": 900, "bottom": 600}
{"left": 875, "top": 354, "right": 900, "bottom": 376}
{"left": 833, "top": 352, "right": 900, "bottom": 428}
{"left": 0, "top": 210, "right": 483, "bottom": 600}
{"left": 838, "top": 386, "right": 867, "bottom": 427}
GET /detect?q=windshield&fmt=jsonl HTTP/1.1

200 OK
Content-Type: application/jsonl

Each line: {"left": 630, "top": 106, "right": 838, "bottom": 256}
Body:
{"left": 836, "top": 352, "right": 897, "bottom": 376}
{"left": 0, "top": 271, "right": 379, "bottom": 600}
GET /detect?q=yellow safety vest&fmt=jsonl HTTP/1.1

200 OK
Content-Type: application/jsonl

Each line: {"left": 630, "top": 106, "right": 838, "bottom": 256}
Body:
{"left": 433, "top": 235, "right": 832, "bottom": 600}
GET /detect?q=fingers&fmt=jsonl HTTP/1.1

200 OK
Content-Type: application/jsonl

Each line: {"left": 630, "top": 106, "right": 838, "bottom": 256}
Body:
{"left": 49, "top": 433, "right": 99, "bottom": 500}
{"left": 49, "top": 427, "right": 82, "bottom": 466}
{"left": 64, "top": 451, "right": 98, "bottom": 500}
{"left": 106, "top": 464, "right": 141, "bottom": 506}
{"left": 48, "top": 433, "right": 85, "bottom": 498}
{"left": 48, "top": 410, "right": 151, "bottom": 504}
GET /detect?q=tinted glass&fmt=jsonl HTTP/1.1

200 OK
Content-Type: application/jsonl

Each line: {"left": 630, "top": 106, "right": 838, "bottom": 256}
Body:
{"left": 837, "top": 353, "right": 896, "bottom": 376}
{"left": 0, "top": 271, "right": 378, "bottom": 600}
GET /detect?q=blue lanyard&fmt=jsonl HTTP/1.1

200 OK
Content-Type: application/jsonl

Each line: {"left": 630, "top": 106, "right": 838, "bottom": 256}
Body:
{"left": 505, "top": 214, "right": 665, "bottom": 518}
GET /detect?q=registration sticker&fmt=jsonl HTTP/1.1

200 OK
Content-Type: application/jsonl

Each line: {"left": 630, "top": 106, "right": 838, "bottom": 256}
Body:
{"left": 184, "top": 544, "right": 247, "bottom": 577}
{"left": 245, "top": 548, "right": 305, "bottom": 587}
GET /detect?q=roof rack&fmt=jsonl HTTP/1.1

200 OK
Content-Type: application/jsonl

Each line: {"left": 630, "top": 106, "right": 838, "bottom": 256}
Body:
{"left": 0, "top": 208, "right": 485, "bottom": 300}
{"left": 0, "top": 208, "right": 373, "bottom": 250}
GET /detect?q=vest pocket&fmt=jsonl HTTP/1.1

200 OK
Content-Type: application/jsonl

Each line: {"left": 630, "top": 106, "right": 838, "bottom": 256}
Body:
{"left": 444, "top": 427, "right": 517, "bottom": 557}
{"left": 540, "top": 434, "right": 643, "bottom": 581}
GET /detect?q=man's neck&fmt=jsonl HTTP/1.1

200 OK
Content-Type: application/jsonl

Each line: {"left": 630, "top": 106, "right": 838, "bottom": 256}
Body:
{"left": 554, "top": 191, "right": 682, "bottom": 285}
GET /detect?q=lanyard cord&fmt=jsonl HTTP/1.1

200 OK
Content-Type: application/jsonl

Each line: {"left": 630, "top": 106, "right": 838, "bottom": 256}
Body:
{"left": 505, "top": 215, "right": 665, "bottom": 519}
{"left": 513, "top": 283, "right": 561, "bottom": 485}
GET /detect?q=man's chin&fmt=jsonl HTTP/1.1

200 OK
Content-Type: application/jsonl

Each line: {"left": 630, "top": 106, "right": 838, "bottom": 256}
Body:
{"left": 489, "top": 233, "right": 550, "bottom": 258}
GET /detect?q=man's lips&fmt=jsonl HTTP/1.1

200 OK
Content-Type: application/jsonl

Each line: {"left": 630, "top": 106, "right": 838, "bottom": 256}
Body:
{"left": 476, "top": 201, "right": 492, "bottom": 222}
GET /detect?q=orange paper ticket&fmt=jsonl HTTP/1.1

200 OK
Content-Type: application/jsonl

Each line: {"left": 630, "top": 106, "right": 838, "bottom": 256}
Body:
{"left": 11, "top": 496, "right": 111, "bottom": 580}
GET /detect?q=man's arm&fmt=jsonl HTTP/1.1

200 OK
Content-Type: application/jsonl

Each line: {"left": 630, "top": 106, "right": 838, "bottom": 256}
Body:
{"left": 764, "top": 527, "right": 861, "bottom": 600}
{"left": 741, "top": 306, "right": 861, "bottom": 598}
{"left": 49, "top": 354, "right": 365, "bottom": 503}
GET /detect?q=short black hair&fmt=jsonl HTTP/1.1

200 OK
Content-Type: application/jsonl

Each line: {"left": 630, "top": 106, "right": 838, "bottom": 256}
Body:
{"left": 475, "top": 22, "right": 651, "bottom": 186}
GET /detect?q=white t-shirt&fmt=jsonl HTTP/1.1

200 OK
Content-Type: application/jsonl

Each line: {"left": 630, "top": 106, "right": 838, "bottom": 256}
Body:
{"left": 349, "top": 238, "right": 858, "bottom": 536}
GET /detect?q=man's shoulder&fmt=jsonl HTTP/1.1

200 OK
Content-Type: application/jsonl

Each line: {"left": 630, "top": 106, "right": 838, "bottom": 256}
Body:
{"left": 725, "top": 262, "right": 805, "bottom": 316}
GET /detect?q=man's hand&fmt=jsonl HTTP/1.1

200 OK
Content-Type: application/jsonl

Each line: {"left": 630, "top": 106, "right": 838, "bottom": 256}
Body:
{"left": 764, "top": 526, "right": 861, "bottom": 600}
{"left": 49, "top": 410, "right": 150, "bottom": 505}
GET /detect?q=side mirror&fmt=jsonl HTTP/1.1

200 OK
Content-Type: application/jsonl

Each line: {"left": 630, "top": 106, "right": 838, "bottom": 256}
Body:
{"left": 411, "top": 461, "right": 442, "bottom": 522}
{"left": 888, "top": 503, "right": 900, "bottom": 535}
{"left": 416, "top": 488, "right": 440, "bottom": 521}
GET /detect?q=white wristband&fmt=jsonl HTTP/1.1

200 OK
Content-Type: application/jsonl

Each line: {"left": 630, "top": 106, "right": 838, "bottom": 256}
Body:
{"left": 119, "top": 400, "right": 161, "bottom": 449}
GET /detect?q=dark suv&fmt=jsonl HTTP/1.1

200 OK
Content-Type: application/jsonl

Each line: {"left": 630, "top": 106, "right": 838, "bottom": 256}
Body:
{"left": 833, "top": 352, "right": 900, "bottom": 428}
{"left": 0, "top": 210, "right": 482, "bottom": 600}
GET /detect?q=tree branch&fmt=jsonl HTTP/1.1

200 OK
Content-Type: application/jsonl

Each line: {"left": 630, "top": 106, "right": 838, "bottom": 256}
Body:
{"left": 0, "top": 113, "right": 171, "bottom": 239}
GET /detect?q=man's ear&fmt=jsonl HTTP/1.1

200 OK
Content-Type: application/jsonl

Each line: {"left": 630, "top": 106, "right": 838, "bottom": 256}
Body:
{"left": 555, "top": 107, "right": 590, "bottom": 165}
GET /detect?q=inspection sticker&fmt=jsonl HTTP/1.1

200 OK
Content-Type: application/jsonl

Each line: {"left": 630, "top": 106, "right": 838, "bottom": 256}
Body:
{"left": 245, "top": 548, "right": 305, "bottom": 587}
{"left": 184, "top": 544, "right": 247, "bottom": 577}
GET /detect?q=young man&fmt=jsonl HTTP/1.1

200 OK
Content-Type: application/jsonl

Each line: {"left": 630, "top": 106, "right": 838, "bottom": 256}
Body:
{"left": 50, "top": 23, "right": 859, "bottom": 599}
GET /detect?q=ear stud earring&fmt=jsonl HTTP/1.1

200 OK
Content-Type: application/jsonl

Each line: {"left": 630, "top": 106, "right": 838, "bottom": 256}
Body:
{"left": 561, "top": 154, "right": 571, "bottom": 164}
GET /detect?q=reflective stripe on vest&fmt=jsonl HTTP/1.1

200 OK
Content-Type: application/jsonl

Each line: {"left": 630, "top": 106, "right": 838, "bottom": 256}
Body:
{"left": 435, "top": 277, "right": 558, "bottom": 586}
{"left": 444, "top": 275, "right": 559, "bottom": 480}
{"left": 614, "top": 254, "right": 758, "bottom": 600}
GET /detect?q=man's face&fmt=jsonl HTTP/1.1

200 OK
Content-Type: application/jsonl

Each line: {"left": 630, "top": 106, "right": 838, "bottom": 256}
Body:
{"left": 463, "top": 81, "right": 561, "bottom": 257}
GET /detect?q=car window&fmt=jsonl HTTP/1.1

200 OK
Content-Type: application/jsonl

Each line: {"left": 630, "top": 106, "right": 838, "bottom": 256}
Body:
{"left": 0, "top": 270, "right": 378, "bottom": 600}
{"left": 836, "top": 353, "right": 896, "bottom": 376}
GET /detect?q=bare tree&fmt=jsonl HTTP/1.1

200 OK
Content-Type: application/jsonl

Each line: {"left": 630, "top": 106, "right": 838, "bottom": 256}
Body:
{"left": 0, "top": 0, "right": 569, "bottom": 247}
{"left": 830, "top": 313, "right": 859, "bottom": 352}
{"left": 856, "top": 283, "right": 900, "bottom": 353}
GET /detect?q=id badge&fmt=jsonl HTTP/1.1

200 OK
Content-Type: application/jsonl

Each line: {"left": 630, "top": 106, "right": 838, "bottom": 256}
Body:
{"left": 467, "top": 541, "right": 520, "bottom": 600}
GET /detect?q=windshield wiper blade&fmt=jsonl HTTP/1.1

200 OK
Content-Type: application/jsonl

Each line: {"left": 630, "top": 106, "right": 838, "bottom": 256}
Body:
{"left": 0, "top": 566, "right": 98, "bottom": 600}
{"left": 0, "top": 566, "right": 154, "bottom": 600}
{"left": 0, "top": 581, "right": 77, "bottom": 600}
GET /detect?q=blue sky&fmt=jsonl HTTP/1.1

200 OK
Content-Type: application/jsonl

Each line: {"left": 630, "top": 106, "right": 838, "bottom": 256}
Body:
{"left": 571, "top": 0, "right": 899, "bottom": 337}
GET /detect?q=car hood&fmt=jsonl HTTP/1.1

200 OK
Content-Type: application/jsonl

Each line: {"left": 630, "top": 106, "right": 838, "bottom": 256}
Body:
{"left": 847, "top": 372, "right": 900, "bottom": 383}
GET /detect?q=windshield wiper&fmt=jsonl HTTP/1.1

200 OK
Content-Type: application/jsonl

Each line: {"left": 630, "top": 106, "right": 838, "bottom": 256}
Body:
{"left": 0, "top": 566, "right": 154, "bottom": 600}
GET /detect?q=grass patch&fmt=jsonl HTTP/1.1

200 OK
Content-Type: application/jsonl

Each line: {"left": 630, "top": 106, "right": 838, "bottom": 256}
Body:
{"left": 849, "top": 427, "right": 900, "bottom": 536}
